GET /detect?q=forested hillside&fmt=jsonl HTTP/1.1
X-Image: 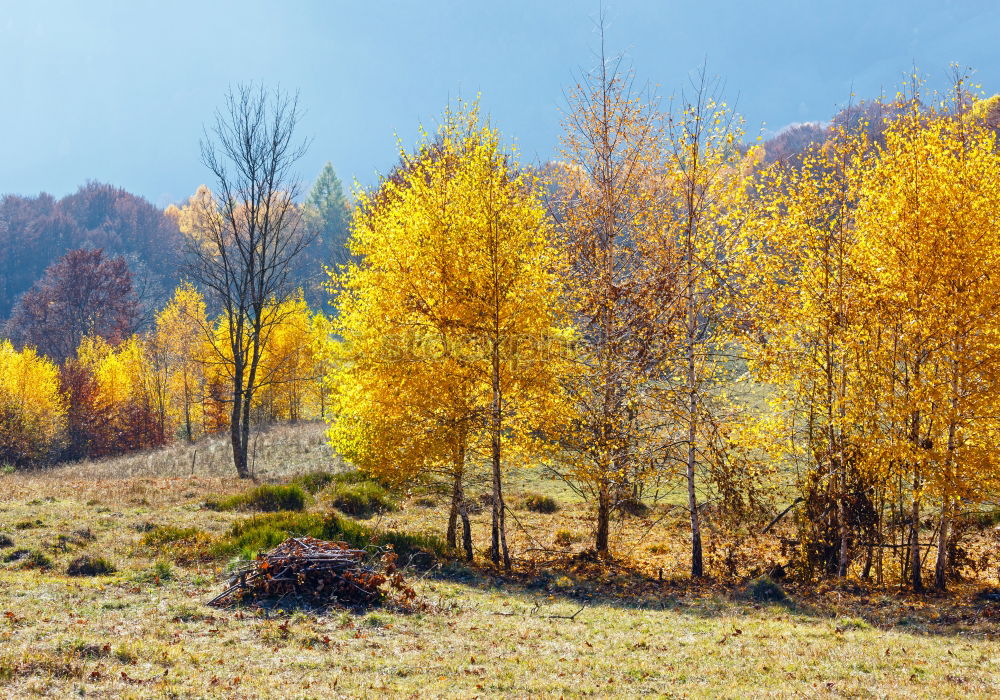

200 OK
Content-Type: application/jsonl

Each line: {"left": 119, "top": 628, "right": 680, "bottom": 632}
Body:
{"left": 0, "top": 182, "right": 182, "bottom": 321}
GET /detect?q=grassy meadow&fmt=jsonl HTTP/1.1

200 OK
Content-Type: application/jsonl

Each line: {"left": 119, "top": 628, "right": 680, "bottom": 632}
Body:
{"left": 1, "top": 422, "right": 999, "bottom": 698}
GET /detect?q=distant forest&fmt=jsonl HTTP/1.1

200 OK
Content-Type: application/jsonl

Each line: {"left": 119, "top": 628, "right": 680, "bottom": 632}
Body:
{"left": 0, "top": 182, "right": 182, "bottom": 321}
{"left": 0, "top": 162, "right": 351, "bottom": 330}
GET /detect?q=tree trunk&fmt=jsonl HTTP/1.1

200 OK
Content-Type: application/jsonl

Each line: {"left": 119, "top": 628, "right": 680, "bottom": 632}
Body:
{"left": 861, "top": 543, "right": 873, "bottom": 581}
{"left": 241, "top": 384, "right": 254, "bottom": 479}
{"left": 447, "top": 440, "right": 466, "bottom": 551}
{"left": 460, "top": 499, "right": 473, "bottom": 562}
{"left": 489, "top": 342, "right": 510, "bottom": 570}
{"left": 910, "top": 485, "right": 923, "bottom": 592}
{"left": 183, "top": 376, "right": 193, "bottom": 442}
{"left": 936, "top": 371, "right": 959, "bottom": 592}
{"left": 230, "top": 370, "right": 250, "bottom": 479}
{"left": 596, "top": 482, "right": 611, "bottom": 556}
{"left": 686, "top": 301, "right": 703, "bottom": 579}
{"left": 446, "top": 498, "right": 458, "bottom": 550}
{"left": 935, "top": 502, "right": 949, "bottom": 591}
{"left": 837, "top": 489, "right": 850, "bottom": 577}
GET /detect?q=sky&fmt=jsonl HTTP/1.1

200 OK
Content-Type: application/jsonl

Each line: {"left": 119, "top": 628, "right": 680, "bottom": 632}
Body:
{"left": 2, "top": 0, "right": 999, "bottom": 207}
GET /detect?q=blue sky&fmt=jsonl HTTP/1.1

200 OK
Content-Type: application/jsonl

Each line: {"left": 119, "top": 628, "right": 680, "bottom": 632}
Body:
{"left": 2, "top": 0, "right": 998, "bottom": 207}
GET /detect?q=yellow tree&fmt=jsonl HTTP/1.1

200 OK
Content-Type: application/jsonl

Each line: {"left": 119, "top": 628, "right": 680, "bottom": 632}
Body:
{"left": 329, "top": 100, "right": 570, "bottom": 566}
{"left": 741, "top": 121, "right": 872, "bottom": 579}
{"left": 154, "top": 282, "right": 211, "bottom": 441}
{"left": 0, "top": 340, "right": 66, "bottom": 466}
{"left": 76, "top": 334, "right": 165, "bottom": 456}
{"left": 655, "top": 70, "right": 761, "bottom": 578}
{"left": 852, "top": 87, "right": 1000, "bottom": 590}
{"left": 255, "top": 293, "right": 327, "bottom": 423}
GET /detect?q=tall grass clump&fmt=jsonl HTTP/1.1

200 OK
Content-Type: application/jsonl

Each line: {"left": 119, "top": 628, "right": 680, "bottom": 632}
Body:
{"left": 290, "top": 470, "right": 337, "bottom": 494}
{"left": 207, "top": 484, "right": 307, "bottom": 512}
{"left": 522, "top": 492, "right": 559, "bottom": 514}
{"left": 329, "top": 479, "right": 397, "bottom": 518}
{"left": 208, "top": 511, "right": 449, "bottom": 564}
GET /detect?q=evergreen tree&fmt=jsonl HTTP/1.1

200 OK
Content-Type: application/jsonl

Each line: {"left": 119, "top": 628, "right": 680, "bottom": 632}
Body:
{"left": 304, "top": 162, "right": 352, "bottom": 268}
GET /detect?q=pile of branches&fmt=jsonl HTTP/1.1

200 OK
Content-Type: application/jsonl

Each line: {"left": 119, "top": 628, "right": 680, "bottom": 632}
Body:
{"left": 207, "top": 536, "right": 419, "bottom": 611}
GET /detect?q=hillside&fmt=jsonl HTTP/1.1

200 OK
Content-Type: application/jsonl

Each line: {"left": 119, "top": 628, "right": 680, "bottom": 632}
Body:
{"left": 0, "top": 182, "right": 183, "bottom": 322}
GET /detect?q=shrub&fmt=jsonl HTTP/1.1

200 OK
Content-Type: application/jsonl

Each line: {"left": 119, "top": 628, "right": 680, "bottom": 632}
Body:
{"left": 3, "top": 548, "right": 30, "bottom": 563}
{"left": 0, "top": 534, "right": 13, "bottom": 548}
{"left": 553, "top": 528, "right": 575, "bottom": 547}
{"left": 330, "top": 481, "right": 397, "bottom": 518}
{"left": 523, "top": 493, "right": 559, "bottom": 514}
{"left": 290, "top": 470, "right": 338, "bottom": 494}
{"left": 207, "top": 484, "right": 307, "bottom": 513}
{"left": 151, "top": 560, "right": 174, "bottom": 581}
{"left": 10, "top": 549, "right": 53, "bottom": 570}
{"left": 363, "top": 613, "right": 387, "bottom": 628}
{"left": 331, "top": 469, "right": 381, "bottom": 485}
{"left": 969, "top": 508, "right": 1000, "bottom": 529}
{"left": 617, "top": 498, "right": 650, "bottom": 517}
{"left": 71, "top": 528, "right": 95, "bottom": 543}
{"left": 744, "top": 576, "right": 787, "bottom": 603}
{"left": 66, "top": 555, "right": 116, "bottom": 577}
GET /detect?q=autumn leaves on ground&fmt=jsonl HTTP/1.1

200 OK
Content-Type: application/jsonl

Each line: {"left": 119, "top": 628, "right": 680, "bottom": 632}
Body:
{"left": 5, "top": 42, "right": 1000, "bottom": 700}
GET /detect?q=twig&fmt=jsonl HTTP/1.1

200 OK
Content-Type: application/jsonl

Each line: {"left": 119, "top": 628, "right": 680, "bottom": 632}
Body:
{"left": 762, "top": 497, "right": 804, "bottom": 534}
{"left": 543, "top": 605, "right": 585, "bottom": 620}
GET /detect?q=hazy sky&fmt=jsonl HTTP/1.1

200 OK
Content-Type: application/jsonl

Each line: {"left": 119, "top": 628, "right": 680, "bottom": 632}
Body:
{"left": 2, "top": 0, "right": 998, "bottom": 207}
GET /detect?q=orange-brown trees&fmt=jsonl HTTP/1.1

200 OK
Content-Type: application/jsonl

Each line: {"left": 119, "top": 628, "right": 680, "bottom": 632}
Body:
{"left": 553, "top": 40, "right": 678, "bottom": 557}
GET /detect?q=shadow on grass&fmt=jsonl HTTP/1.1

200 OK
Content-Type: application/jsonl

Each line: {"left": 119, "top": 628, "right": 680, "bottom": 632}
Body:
{"left": 422, "top": 552, "right": 1000, "bottom": 640}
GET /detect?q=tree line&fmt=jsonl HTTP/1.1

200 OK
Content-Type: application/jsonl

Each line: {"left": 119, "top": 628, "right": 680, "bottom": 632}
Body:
{"left": 329, "top": 61, "right": 1000, "bottom": 590}
{"left": 0, "top": 278, "right": 328, "bottom": 465}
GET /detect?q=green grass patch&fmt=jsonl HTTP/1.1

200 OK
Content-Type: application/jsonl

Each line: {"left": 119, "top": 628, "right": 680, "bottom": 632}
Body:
{"left": 140, "top": 525, "right": 216, "bottom": 564}
{"left": 208, "top": 511, "right": 449, "bottom": 563}
{"left": 140, "top": 525, "right": 205, "bottom": 546}
{"left": 206, "top": 484, "right": 307, "bottom": 513}
{"left": 329, "top": 480, "right": 397, "bottom": 518}
{"left": 324, "top": 514, "right": 450, "bottom": 561}
{"left": 290, "top": 470, "right": 338, "bottom": 494}
{"left": 209, "top": 512, "right": 327, "bottom": 560}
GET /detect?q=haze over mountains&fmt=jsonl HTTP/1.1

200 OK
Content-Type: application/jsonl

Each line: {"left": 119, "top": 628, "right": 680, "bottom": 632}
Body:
{"left": 2, "top": 0, "right": 998, "bottom": 205}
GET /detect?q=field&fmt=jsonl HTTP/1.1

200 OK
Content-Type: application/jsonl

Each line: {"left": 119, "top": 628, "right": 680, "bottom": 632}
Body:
{"left": 2, "top": 422, "right": 999, "bottom": 698}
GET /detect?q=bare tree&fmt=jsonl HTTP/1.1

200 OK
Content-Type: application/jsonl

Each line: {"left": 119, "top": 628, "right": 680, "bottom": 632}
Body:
{"left": 186, "top": 84, "right": 310, "bottom": 479}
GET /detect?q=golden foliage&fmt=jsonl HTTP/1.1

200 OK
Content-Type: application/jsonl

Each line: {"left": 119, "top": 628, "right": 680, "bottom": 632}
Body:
{"left": 0, "top": 339, "right": 66, "bottom": 465}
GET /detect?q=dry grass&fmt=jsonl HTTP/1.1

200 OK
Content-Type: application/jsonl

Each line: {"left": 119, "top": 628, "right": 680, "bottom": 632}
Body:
{"left": 2, "top": 422, "right": 1000, "bottom": 698}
